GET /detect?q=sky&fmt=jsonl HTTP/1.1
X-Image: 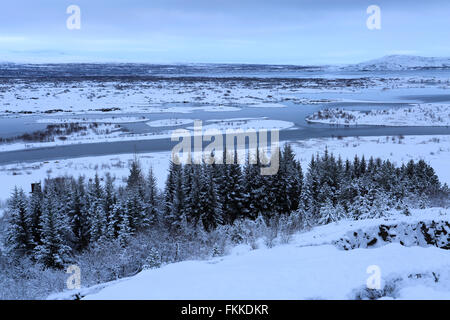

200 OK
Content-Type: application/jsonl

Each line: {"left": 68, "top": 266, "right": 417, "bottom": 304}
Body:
{"left": 0, "top": 0, "right": 450, "bottom": 65}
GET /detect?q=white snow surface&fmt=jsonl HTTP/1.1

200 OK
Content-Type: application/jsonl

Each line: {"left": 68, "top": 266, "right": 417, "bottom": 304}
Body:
{"left": 146, "top": 118, "right": 194, "bottom": 127}
{"left": 80, "top": 209, "right": 450, "bottom": 300}
{"left": 246, "top": 103, "right": 287, "bottom": 108}
{"left": 0, "top": 118, "right": 295, "bottom": 152}
{"left": 306, "top": 104, "right": 450, "bottom": 126}
{"left": 344, "top": 55, "right": 450, "bottom": 71}
{"left": 189, "top": 118, "right": 295, "bottom": 132}
{"left": 36, "top": 116, "right": 149, "bottom": 124}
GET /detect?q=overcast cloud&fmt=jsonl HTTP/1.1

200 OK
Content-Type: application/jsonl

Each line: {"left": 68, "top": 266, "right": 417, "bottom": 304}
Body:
{"left": 0, "top": 0, "right": 449, "bottom": 64}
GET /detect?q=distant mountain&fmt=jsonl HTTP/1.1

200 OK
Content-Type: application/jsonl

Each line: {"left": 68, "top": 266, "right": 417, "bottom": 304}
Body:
{"left": 342, "top": 55, "right": 450, "bottom": 71}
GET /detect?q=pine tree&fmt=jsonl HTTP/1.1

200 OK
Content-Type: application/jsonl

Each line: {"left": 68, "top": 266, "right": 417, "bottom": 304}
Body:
{"left": 5, "top": 187, "right": 32, "bottom": 256}
{"left": 185, "top": 164, "right": 203, "bottom": 226}
{"left": 222, "top": 150, "right": 244, "bottom": 223}
{"left": 211, "top": 150, "right": 226, "bottom": 214}
{"left": 35, "top": 186, "right": 72, "bottom": 269}
{"left": 277, "top": 145, "right": 303, "bottom": 214}
{"left": 182, "top": 162, "right": 194, "bottom": 217}
{"left": 242, "top": 151, "right": 267, "bottom": 220}
{"left": 124, "top": 189, "right": 148, "bottom": 232}
{"left": 87, "top": 174, "right": 107, "bottom": 242}
{"left": 199, "top": 163, "right": 223, "bottom": 232}
{"left": 89, "top": 201, "right": 107, "bottom": 243}
{"left": 68, "top": 176, "right": 90, "bottom": 250}
{"left": 164, "top": 159, "right": 181, "bottom": 217}
{"left": 104, "top": 173, "right": 117, "bottom": 232}
{"left": 28, "top": 184, "right": 43, "bottom": 248}
{"left": 303, "top": 154, "right": 321, "bottom": 220}
{"left": 165, "top": 161, "right": 185, "bottom": 231}
{"left": 107, "top": 202, "right": 122, "bottom": 239}
{"left": 351, "top": 192, "right": 372, "bottom": 220}
{"left": 127, "top": 156, "right": 145, "bottom": 196}
{"left": 318, "top": 198, "right": 339, "bottom": 225}
{"left": 146, "top": 166, "right": 160, "bottom": 225}
{"left": 142, "top": 248, "right": 162, "bottom": 270}
{"left": 118, "top": 205, "right": 133, "bottom": 247}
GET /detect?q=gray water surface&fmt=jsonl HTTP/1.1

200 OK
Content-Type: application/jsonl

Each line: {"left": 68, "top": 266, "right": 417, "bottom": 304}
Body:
{"left": 1, "top": 76, "right": 450, "bottom": 165}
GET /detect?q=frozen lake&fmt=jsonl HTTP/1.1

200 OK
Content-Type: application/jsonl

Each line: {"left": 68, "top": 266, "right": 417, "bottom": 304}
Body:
{"left": 1, "top": 64, "right": 449, "bottom": 164}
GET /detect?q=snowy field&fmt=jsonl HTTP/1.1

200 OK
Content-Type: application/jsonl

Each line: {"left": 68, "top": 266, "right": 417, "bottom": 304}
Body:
{"left": 146, "top": 118, "right": 194, "bottom": 127}
{"left": 191, "top": 118, "right": 295, "bottom": 132}
{"left": 36, "top": 116, "right": 150, "bottom": 124}
{"left": 0, "top": 118, "right": 295, "bottom": 152}
{"left": 70, "top": 208, "right": 449, "bottom": 300}
{"left": 2, "top": 72, "right": 450, "bottom": 116}
{"left": 1, "top": 134, "right": 449, "bottom": 205}
{"left": 0, "top": 80, "right": 344, "bottom": 115}
{"left": 307, "top": 103, "right": 450, "bottom": 126}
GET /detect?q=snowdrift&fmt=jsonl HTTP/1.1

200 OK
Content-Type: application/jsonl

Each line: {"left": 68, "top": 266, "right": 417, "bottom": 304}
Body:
{"left": 52, "top": 208, "right": 450, "bottom": 300}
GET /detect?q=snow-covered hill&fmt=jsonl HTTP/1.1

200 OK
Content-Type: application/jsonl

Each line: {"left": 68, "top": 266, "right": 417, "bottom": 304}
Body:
{"left": 51, "top": 208, "right": 450, "bottom": 300}
{"left": 343, "top": 55, "right": 450, "bottom": 71}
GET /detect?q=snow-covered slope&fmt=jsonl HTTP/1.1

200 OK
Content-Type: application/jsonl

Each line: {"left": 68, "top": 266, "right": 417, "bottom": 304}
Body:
{"left": 343, "top": 55, "right": 450, "bottom": 71}
{"left": 66, "top": 208, "right": 450, "bottom": 300}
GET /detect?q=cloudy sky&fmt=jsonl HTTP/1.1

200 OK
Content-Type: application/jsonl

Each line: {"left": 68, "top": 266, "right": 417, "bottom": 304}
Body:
{"left": 0, "top": 0, "right": 449, "bottom": 64}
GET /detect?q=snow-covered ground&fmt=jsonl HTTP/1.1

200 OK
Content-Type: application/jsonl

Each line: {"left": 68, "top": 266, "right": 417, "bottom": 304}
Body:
{"left": 3, "top": 73, "right": 450, "bottom": 117}
{"left": 36, "top": 116, "right": 150, "bottom": 124}
{"left": 0, "top": 118, "right": 295, "bottom": 152}
{"left": 0, "top": 79, "right": 349, "bottom": 115}
{"left": 306, "top": 104, "right": 450, "bottom": 126}
{"left": 191, "top": 118, "right": 295, "bottom": 132}
{"left": 69, "top": 208, "right": 449, "bottom": 300}
{"left": 146, "top": 118, "right": 194, "bottom": 127}
{"left": 343, "top": 55, "right": 450, "bottom": 71}
{"left": 0, "top": 124, "right": 164, "bottom": 152}
{"left": 0, "top": 152, "right": 172, "bottom": 201}
{"left": 246, "top": 103, "right": 286, "bottom": 108}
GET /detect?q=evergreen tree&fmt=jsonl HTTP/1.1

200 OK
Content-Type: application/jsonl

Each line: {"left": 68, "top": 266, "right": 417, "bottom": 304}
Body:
{"left": 107, "top": 202, "right": 122, "bottom": 239}
{"left": 28, "top": 185, "right": 43, "bottom": 248}
{"left": 277, "top": 145, "right": 303, "bottom": 214}
{"left": 146, "top": 166, "right": 160, "bottom": 225}
{"left": 104, "top": 173, "right": 117, "bottom": 231}
{"left": 127, "top": 156, "right": 145, "bottom": 196}
{"left": 185, "top": 164, "right": 203, "bottom": 225}
{"left": 68, "top": 176, "right": 90, "bottom": 250}
{"left": 86, "top": 174, "right": 107, "bottom": 242}
{"left": 142, "top": 248, "right": 162, "bottom": 270}
{"left": 124, "top": 189, "right": 148, "bottom": 232}
{"left": 165, "top": 161, "right": 185, "bottom": 231}
{"left": 5, "top": 187, "right": 32, "bottom": 256}
{"left": 199, "top": 163, "right": 223, "bottom": 231}
{"left": 242, "top": 151, "right": 268, "bottom": 219}
{"left": 118, "top": 203, "right": 133, "bottom": 246}
{"left": 35, "top": 186, "right": 71, "bottom": 269}
{"left": 222, "top": 150, "right": 244, "bottom": 223}
{"left": 303, "top": 154, "right": 321, "bottom": 221}
{"left": 164, "top": 159, "right": 181, "bottom": 217}
{"left": 89, "top": 201, "right": 107, "bottom": 243}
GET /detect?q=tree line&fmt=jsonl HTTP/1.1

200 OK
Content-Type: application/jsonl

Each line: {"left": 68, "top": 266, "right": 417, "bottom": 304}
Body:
{"left": 3, "top": 145, "right": 448, "bottom": 269}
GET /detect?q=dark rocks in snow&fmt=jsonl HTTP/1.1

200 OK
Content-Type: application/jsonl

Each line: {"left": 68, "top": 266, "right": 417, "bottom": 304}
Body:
{"left": 334, "top": 221, "right": 450, "bottom": 250}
